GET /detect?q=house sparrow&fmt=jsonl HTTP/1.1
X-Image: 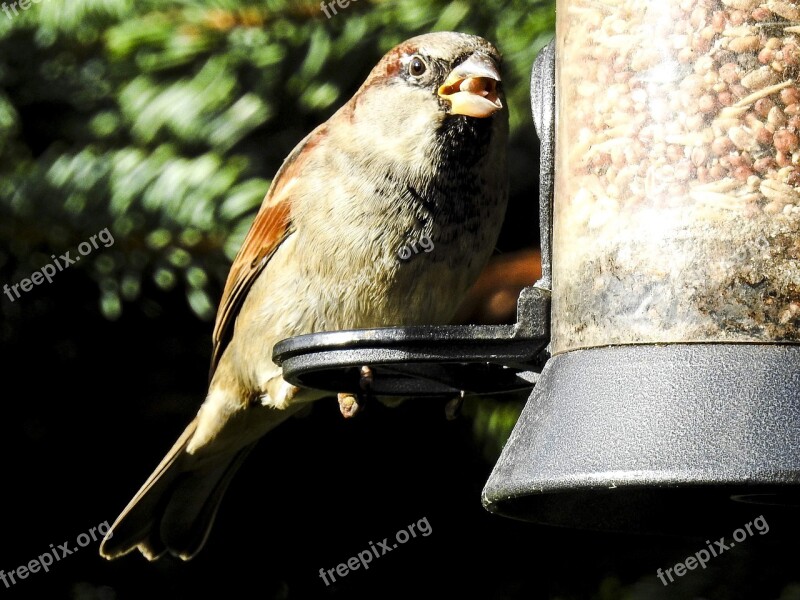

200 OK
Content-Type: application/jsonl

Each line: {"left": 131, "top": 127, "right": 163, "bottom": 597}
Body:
{"left": 100, "top": 31, "right": 508, "bottom": 561}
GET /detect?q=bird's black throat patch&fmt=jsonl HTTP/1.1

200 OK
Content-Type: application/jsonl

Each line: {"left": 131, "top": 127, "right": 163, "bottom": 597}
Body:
{"left": 435, "top": 113, "right": 494, "bottom": 170}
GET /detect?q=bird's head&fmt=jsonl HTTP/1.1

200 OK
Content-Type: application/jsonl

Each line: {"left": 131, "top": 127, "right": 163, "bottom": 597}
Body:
{"left": 359, "top": 31, "right": 504, "bottom": 118}
{"left": 340, "top": 32, "right": 507, "bottom": 169}
{"left": 387, "top": 32, "right": 504, "bottom": 119}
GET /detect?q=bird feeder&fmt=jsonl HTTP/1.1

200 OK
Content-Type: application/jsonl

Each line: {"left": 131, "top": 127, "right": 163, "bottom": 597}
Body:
{"left": 484, "top": 0, "right": 800, "bottom": 533}
{"left": 275, "top": 0, "right": 800, "bottom": 535}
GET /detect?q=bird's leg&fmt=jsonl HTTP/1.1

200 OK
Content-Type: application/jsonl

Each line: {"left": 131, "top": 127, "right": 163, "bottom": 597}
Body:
{"left": 337, "top": 366, "right": 374, "bottom": 419}
{"left": 445, "top": 390, "right": 466, "bottom": 421}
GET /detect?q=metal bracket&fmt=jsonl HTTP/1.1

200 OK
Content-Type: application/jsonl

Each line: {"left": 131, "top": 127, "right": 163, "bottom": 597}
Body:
{"left": 273, "top": 288, "right": 550, "bottom": 397}
{"left": 531, "top": 38, "right": 555, "bottom": 294}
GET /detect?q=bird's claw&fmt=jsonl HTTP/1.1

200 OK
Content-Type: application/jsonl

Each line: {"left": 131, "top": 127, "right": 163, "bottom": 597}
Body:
{"left": 337, "top": 366, "right": 374, "bottom": 419}
{"left": 445, "top": 391, "right": 466, "bottom": 421}
{"left": 359, "top": 366, "right": 373, "bottom": 392}
{"left": 338, "top": 393, "right": 361, "bottom": 419}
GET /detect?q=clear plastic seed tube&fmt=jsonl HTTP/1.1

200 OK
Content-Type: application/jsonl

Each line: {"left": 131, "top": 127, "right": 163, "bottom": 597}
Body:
{"left": 552, "top": 0, "right": 800, "bottom": 354}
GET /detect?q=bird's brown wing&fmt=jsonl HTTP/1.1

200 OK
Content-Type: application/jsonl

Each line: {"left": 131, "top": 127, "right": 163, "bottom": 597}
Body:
{"left": 210, "top": 124, "right": 327, "bottom": 378}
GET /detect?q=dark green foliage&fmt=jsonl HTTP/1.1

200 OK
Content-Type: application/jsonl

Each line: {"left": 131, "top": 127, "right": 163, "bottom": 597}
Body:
{"left": 0, "top": 0, "right": 555, "bottom": 321}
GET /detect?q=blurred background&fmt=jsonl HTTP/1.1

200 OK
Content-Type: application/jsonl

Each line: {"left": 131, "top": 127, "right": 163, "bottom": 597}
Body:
{"left": 1, "top": 1, "right": 799, "bottom": 598}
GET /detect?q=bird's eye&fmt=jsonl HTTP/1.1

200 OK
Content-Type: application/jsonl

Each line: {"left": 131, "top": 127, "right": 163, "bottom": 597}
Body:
{"left": 408, "top": 56, "right": 427, "bottom": 77}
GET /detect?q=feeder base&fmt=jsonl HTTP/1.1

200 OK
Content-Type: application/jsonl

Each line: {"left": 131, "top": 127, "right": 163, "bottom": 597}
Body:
{"left": 482, "top": 343, "right": 800, "bottom": 535}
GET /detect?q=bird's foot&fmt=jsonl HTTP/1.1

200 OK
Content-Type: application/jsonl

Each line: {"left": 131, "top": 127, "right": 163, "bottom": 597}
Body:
{"left": 445, "top": 391, "right": 466, "bottom": 421}
{"left": 359, "top": 366, "right": 373, "bottom": 393}
{"left": 337, "top": 366, "right": 374, "bottom": 419}
{"left": 338, "top": 393, "right": 361, "bottom": 418}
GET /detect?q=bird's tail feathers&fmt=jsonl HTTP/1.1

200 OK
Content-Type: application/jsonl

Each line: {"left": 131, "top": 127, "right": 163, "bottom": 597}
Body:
{"left": 99, "top": 418, "right": 255, "bottom": 561}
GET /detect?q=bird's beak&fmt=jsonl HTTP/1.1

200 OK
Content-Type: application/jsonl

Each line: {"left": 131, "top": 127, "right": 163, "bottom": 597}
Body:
{"left": 437, "top": 52, "right": 503, "bottom": 118}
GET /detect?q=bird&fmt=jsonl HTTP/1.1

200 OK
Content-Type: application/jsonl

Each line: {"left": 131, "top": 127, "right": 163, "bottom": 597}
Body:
{"left": 100, "top": 30, "right": 509, "bottom": 561}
